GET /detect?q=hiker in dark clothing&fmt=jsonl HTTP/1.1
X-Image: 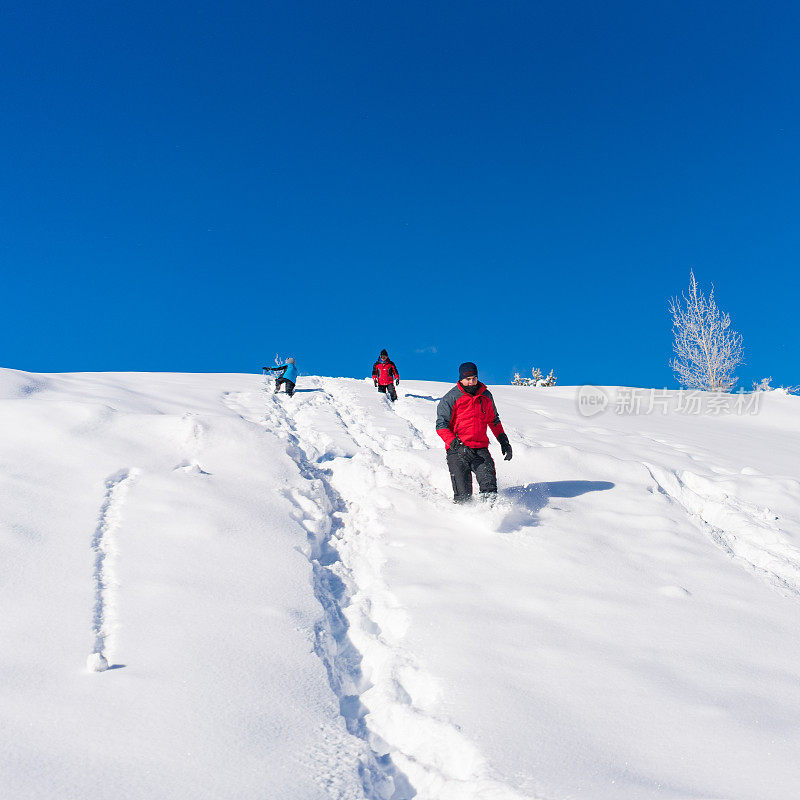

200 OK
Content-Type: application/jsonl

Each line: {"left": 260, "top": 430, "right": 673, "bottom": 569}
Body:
{"left": 435, "top": 362, "right": 513, "bottom": 503}
{"left": 372, "top": 349, "right": 400, "bottom": 402}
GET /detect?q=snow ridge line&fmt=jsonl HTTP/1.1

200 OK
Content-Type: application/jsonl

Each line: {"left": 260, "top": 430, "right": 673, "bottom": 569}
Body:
{"left": 88, "top": 468, "right": 139, "bottom": 672}
{"left": 221, "top": 386, "right": 411, "bottom": 800}
{"left": 644, "top": 463, "right": 800, "bottom": 600}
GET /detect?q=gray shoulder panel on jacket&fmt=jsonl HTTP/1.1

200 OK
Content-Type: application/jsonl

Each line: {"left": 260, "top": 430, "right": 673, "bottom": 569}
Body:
{"left": 436, "top": 385, "right": 461, "bottom": 430}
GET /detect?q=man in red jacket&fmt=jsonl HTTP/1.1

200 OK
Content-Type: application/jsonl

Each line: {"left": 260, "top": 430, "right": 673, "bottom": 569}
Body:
{"left": 436, "top": 362, "right": 512, "bottom": 503}
{"left": 372, "top": 349, "right": 400, "bottom": 402}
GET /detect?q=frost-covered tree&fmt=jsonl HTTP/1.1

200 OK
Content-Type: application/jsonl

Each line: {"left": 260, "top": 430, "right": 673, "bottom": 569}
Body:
{"left": 540, "top": 369, "right": 557, "bottom": 387}
{"left": 669, "top": 271, "right": 743, "bottom": 391}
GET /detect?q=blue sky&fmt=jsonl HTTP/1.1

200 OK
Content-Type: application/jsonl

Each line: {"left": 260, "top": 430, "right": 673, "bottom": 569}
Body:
{"left": 2, "top": 1, "right": 798, "bottom": 387}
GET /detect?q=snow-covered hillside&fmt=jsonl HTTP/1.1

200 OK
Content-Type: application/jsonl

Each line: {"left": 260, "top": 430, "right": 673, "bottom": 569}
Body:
{"left": 2, "top": 369, "right": 799, "bottom": 800}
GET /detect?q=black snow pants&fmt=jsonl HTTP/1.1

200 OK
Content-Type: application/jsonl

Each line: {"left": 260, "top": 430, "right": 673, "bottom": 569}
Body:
{"left": 377, "top": 383, "right": 397, "bottom": 402}
{"left": 275, "top": 378, "right": 295, "bottom": 397}
{"left": 446, "top": 445, "right": 497, "bottom": 503}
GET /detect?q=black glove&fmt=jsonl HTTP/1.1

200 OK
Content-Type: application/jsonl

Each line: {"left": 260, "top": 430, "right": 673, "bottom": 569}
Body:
{"left": 449, "top": 436, "right": 465, "bottom": 455}
{"left": 374, "top": 379, "right": 378, "bottom": 387}
{"left": 497, "top": 433, "right": 513, "bottom": 461}
{"left": 395, "top": 379, "right": 400, "bottom": 385}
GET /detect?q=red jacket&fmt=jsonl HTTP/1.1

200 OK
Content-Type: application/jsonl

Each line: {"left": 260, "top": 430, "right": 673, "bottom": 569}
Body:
{"left": 435, "top": 382, "right": 506, "bottom": 449}
{"left": 372, "top": 359, "right": 399, "bottom": 386}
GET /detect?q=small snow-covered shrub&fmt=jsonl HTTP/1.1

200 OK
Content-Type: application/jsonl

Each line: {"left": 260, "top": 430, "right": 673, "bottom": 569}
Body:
{"left": 752, "top": 377, "right": 799, "bottom": 395}
{"left": 512, "top": 367, "right": 557, "bottom": 387}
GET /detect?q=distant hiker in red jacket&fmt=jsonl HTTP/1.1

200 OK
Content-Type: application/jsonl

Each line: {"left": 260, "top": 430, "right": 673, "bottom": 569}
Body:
{"left": 436, "top": 362, "right": 512, "bottom": 503}
{"left": 372, "top": 349, "right": 400, "bottom": 402}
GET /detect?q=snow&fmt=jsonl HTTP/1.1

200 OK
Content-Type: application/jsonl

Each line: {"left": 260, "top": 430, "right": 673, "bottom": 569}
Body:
{"left": 2, "top": 367, "right": 800, "bottom": 799}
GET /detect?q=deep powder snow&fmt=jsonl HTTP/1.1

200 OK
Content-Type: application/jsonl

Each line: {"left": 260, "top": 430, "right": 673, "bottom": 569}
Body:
{"left": 2, "top": 369, "right": 799, "bottom": 799}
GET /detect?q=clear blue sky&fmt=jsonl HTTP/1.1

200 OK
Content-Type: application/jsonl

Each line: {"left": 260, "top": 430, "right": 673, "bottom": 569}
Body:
{"left": 2, "top": 1, "right": 798, "bottom": 387}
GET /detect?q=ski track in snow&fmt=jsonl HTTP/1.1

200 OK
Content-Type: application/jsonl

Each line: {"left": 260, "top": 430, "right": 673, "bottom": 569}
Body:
{"left": 644, "top": 463, "right": 800, "bottom": 601}
{"left": 89, "top": 468, "right": 139, "bottom": 672}
{"left": 509, "top": 407, "right": 800, "bottom": 603}
{"left": 223, "top": 378, "right": 539, "bottom": 800}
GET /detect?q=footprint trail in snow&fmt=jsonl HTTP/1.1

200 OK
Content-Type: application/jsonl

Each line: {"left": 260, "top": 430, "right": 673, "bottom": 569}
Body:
{"left": 88, "top": 468, "right": 139, "bottom": 673}
{"left": 224, "top": 379, "right": 541, "bottom": 800}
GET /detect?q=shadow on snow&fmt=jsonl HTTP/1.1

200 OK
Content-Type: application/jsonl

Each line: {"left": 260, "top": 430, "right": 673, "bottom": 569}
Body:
{"left": 497, "top": 480, "right": 614, "bottom": 533}
{"left": 402, "top": 393, "right": 441, "bottom": 402}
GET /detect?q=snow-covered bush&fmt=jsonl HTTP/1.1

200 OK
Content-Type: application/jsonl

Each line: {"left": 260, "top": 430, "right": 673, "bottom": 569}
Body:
{"left": 752, "top": 377, "right": 799, "bottom": 395}
{"left": 512, "top": 367, "right": 557, "bottom": 387}
{"left": 669, "top": 271, "right": 744, "bottom": 391}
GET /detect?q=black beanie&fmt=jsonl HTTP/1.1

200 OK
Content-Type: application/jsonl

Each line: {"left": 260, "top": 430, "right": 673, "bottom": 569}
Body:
{"left": 459, "top": 362, "right": 478, "bottom": 380}
{"left": 380, "top": 349, "right": 388, "bottom": 357}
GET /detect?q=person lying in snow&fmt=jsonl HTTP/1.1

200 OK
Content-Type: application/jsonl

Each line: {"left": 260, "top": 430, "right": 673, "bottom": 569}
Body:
{"left": 372, "top": 349, "right": 400, "bottom": 402}
{"left": 264, "top": 358, "right": 299, "bottom": 397}
{"left": 435, "top": 361, "right": 513, "bottom": 503}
